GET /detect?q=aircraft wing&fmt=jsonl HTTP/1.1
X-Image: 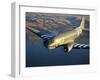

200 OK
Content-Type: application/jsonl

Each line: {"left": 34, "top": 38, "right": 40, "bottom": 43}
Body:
{"left": 74, "top": 35, "right": 89, "bottom": 49}
{"left": 63, "top": 43, "right": 89, "bottom": 53}
{"left": 26, "top": 26, "right": 57, "bottom": 40}
{"left": 73, "top": 43, "right": 89, "bottom": 49}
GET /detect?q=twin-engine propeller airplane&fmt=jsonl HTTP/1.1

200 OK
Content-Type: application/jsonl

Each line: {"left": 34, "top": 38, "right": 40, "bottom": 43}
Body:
{"left": 26, "top": 17, "right": 89, "bottom": 53}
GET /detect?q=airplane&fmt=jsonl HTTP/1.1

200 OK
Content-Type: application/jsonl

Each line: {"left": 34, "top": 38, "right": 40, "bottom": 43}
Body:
{"left": 26, "top": 17, "right": 89, "bottom": 53}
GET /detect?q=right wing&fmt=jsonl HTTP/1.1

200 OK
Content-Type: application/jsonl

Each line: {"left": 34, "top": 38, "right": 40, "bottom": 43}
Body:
{"left": 26, "top": 26, "right": 57, "bottom": 40}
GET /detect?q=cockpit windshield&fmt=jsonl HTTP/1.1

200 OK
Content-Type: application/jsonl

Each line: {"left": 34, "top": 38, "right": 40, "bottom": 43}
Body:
{"left": 43, "top": 39, "right": 54, "bottom": 47}
{"left": 48, "top": 39, "right": 54, "bottom": 44}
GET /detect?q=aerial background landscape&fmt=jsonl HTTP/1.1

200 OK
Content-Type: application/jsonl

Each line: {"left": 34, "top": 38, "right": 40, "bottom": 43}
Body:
{"left": 26, "top": 12, "right": 89, "bottom": 67}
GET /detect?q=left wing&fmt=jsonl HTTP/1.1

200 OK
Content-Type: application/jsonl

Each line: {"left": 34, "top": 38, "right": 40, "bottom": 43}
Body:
{"left": 73, "top": 43, "right": 89, "bottom": 49}
{"left": 26, "top": 26, "right": 57, "bottom": 40}
{"left": 64, "top": 43, "right": 89, "bottom": 53}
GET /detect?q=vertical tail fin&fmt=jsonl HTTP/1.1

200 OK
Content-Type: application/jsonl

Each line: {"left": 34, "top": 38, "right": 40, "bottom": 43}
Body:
{"left": 79, "top": 17, "right": 85, "bottom": 30}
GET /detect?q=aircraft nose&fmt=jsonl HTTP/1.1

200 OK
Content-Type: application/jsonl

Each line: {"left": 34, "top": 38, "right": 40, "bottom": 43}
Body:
{"left": 48, "top": 43, "right": 56, "bottom": 49}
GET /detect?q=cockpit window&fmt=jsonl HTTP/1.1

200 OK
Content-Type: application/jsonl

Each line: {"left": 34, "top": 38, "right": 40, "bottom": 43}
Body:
{"left": 44, "top": 39, "right": 54, "bottom": 46}
{"left": 48, "top": 39, "right": 54, "bottom": 44}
